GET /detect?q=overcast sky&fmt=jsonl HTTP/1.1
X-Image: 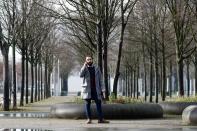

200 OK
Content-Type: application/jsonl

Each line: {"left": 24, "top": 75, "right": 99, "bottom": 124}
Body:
{"left": 0, "top": 47, "right": 21, "bottom": 62}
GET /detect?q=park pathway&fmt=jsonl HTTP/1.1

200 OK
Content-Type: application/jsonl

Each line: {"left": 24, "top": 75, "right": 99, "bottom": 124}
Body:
{"left": 0, "top": 96, "right": 196, "bottom": 131}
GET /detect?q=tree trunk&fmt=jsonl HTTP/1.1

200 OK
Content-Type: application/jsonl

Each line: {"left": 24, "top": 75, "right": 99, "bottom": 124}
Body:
{"left": 97, "top": 21, "right": 103, "bottom": 71}
{"left": 142, "top": 44, "right": 147, "bottom": 101}
{"left": 161, "top": 13, "right": 166, "bottom": 100}
{"left": 20, "top": 49, "right": 25, "bottom": 106}
{"left": 113, "top": 22, "right": 126, "bottom": 98}
{"left": 161, "top": 44, "right": 166, "bottom": 101}
{"left": 125, "top": 69, "right": 128, "bottom": 96}
{"left": 169, "top": 61, "right": 173, "bottom": 97}
{"left": 195, "top": 1, "right": 197, "bottom": 96}
{"left": 62, "top": 73, "right": 68, "bottom": 96}
{"left": 103, "top": 44, "right": 109, "bottom": 99}
{"left": 154, "top": 11, "right": 159, "bottom": 103}
{"left": 11, "top": 0, "right": 17, "bottom": 110}
{"left": 35, "top": 63, "right": 38, "bottom": 101}
{"left": 177, "top": 59, "right": 184, "bottom": 96}
{"left": 113, "top": 1, "right": 128, "bottom": 98}
{"left": 41, "top": 64, "right": 43, "bottom": 99}
{"left": 144, "top": 66, "right": 147, "bottom": 101}
{"left": 186, "top": 60, "right": 190, "bottom": 97}
{"left": 38, "top": 63, "right": 41, "bottom": 101}
{"left": 25, "top": 50, "right": 29, "bottom": 104}
{"left": 195, "top": 52, "right": 197, "bottom": 96}
{"left": 128, "top": 70, "right": 131, "bottom": 97}
{"left": 130, "top": 69, "right": 133, "bottom": 98}
{"left": 47, "top": 72, "right": 51, "bottom": 98}
{"left": 2, "top": 49, "right": 10, "bottom": 111}
{"left": 44, "top": 56, "right": 48, "bottom": 98}
{"left": 103, "top": 0, "right": 109, "bottom": 100}
{"left": 134, "top": 70, "right": 136, "bottom": 98}
{"left": 12, "top": 41, "right": 17, "bottom": 109}
{"left": 30, "top": 62, "right": 34, "bottom": 103}
{"left": 149, "top": 53, "right": 153, "bottom": 103}
{"left": 137, "top": 59, "right": 139, "bottom": 99}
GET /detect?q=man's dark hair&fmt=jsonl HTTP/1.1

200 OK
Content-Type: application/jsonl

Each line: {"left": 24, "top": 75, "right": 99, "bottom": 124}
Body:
{"left": 86, "top": 55, "right": 93, "bottom": 59}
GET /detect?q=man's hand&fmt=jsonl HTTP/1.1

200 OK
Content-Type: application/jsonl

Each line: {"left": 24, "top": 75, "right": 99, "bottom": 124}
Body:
{"left": 102, "top": 92, "right": 106, "bottom": 99}
{"left": 84, "top": 61, "right": 87, "bottom": 66}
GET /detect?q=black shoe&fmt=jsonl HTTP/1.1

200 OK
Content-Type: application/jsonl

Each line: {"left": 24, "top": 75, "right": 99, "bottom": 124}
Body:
{"left": 98, "top": 119, "right": 109, "bottom": 123}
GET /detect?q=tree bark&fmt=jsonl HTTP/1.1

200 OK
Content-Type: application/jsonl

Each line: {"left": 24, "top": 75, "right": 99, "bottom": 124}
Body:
{"left": 169, "top": 61, "right": 173, "bottom": 97}
{"left": 177, "top": 59, "right": 184, "bottom": 96}
{"left": 128, "top": 69, "right": 131, "bottom": 97}
{"left": 186, "top": 60, "right": 190, "bottom": 97}
{"left": 20, "top": 49, "right": 25, "bottom": 106}
{"left": 30, "top": 62, "right": 34, "bottom": 103}
{"left": 38, "top": 63, "right": 41, "bottom": 101}
{"left": 161, "top": 26, "right": 167, "bottom": 101}
{"left": 103, "top": 0, "right": 109, "bottom": 100}
{"left": 44, "top": 55, "right": 48, "bottom": 98}
{"left": 113, "top": 0, "right": 130, "bottom": 98}
{"left": 41, "top": 64, "right": 43, "bottom": 99}
{"left": 134, "top": 70, "right": 136, "bottom": 98}
{"left": 113, "top": 22, "right": 127, "bottom": 98}
{"left": 161, "top": 38, "right": 166, "bottom": 101}
{"left": 195, "top": 52, "right": 197, "bottom": 96}
{"left": 153, "top": 5, "right": 159, "bottom": 103}
{"left": 2, "top": 48, "right": 10, "bottom": 111}
{"left": 12, "top": 0, "right": 17, "bottom": 109}
{"left": 35, "top": 63, "right": 38, "bottom": 101}
{"left": 97, "top": 21, "right": 103, "bottom": 71}
{"left": 25, "top": 49, "right": 29, "bottom": 104}
{"left": 149, "top": 53, "right": 153, "bottom": 103}
{"left": 130, "top": 69, "right": 133, "bottom": 98}
{"left": 47, "top": 71, "right": 51, "bottom": 98}
{"left": 142, "top": 44, "right": 147, "bottom": 101}
{"left": 12, "top": 40, "right": 16, "bottom": 109}
{"left": 125, "top": 69, "right": 128, "bottom": 96}
{"left": 137, "top": 58, "right": 139, "bottom": 99}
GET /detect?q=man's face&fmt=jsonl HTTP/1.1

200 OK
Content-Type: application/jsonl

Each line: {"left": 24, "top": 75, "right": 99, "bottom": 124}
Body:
{"left": 86, "top": 56, "right": 93, "bottom": 65}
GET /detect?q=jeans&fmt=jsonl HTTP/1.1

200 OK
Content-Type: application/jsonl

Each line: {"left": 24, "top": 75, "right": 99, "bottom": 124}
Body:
{"left": 85, "top": 89, "right": 103, "bottom": 121}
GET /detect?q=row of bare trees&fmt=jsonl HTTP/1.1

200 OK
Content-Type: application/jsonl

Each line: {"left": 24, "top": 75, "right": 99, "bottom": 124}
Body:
{"left": 44, "top": 0, "right": 138, "bottom": 99}
{"left": 2, "top": 0, "right": 197, "bottom": 111}
{"left": 0, "top": 0, "right": 63, "bottom": 111}
{"left": 119, "top": 0, "right": 197, "bottom": 102}
{"left": 51, "top": 0, "right": 197, "bottom": 102}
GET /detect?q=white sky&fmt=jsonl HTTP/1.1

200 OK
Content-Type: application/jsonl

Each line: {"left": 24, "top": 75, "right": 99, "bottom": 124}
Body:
{"left": 68, "top": 75, "right": 81, "bottom": 92}
{"left": 0, "top": 47, "right": 21, "bottom": 62}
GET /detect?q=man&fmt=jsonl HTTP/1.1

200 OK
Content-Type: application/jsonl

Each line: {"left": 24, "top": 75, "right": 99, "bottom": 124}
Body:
{"left": 80, "top": 55, "right": 109, "bottom": 124}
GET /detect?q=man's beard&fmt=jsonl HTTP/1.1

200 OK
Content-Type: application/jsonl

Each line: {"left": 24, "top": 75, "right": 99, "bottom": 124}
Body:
{"left": 87, "top": 62, "right": 93, "bottom": 66}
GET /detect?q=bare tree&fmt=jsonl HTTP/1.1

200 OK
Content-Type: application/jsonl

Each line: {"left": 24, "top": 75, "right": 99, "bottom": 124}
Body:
{"left": 113, "top": 0, "right": 138, "bottom": 98}
{"left": 166, "top": 0, "right": 196, "bottom": 96}
{"left": 0, "top": 0, "right": 18, "bottom": 110}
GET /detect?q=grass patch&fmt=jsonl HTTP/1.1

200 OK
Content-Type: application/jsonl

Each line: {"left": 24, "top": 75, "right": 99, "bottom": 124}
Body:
{"left": 166, "top": 96, "right": 197, "bottom": 102}
{"left": 73, "top": 94, "right": 143, "bottom": 104}
{"left": 73, "top": 97, "right": 84, "bottom": 104}
{"left": 108, "top": 93, "right": 143, "bottom": 104}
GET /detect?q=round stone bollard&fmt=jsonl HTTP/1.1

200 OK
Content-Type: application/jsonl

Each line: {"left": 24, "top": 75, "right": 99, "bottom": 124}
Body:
{"left": 159, "top": 102, "right": 197, "bottom": 115}
{"left": 182, "top": 105, "right": 197, "bottom": 125}
{"left": 49, "top": 103, "right": 163, "bottom": 119}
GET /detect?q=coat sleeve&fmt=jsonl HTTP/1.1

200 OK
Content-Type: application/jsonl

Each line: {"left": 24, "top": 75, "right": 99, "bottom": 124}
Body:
{"left": 80, "top": 65, "right": 86, "bottom": 78}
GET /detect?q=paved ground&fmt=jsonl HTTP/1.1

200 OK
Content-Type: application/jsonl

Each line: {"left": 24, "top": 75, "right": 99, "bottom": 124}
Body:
{"left": 0, "top": 96, "right": 196, "bottom": 131}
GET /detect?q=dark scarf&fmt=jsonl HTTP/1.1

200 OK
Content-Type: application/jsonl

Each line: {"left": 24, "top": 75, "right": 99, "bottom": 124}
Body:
{"left": 87, "top": 66, "right": 96, "bottom": 88}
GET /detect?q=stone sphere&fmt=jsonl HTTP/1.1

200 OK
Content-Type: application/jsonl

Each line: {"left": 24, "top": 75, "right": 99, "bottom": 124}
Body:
{"left": 182, "top": 105, "right": 197, "bottom": 125}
